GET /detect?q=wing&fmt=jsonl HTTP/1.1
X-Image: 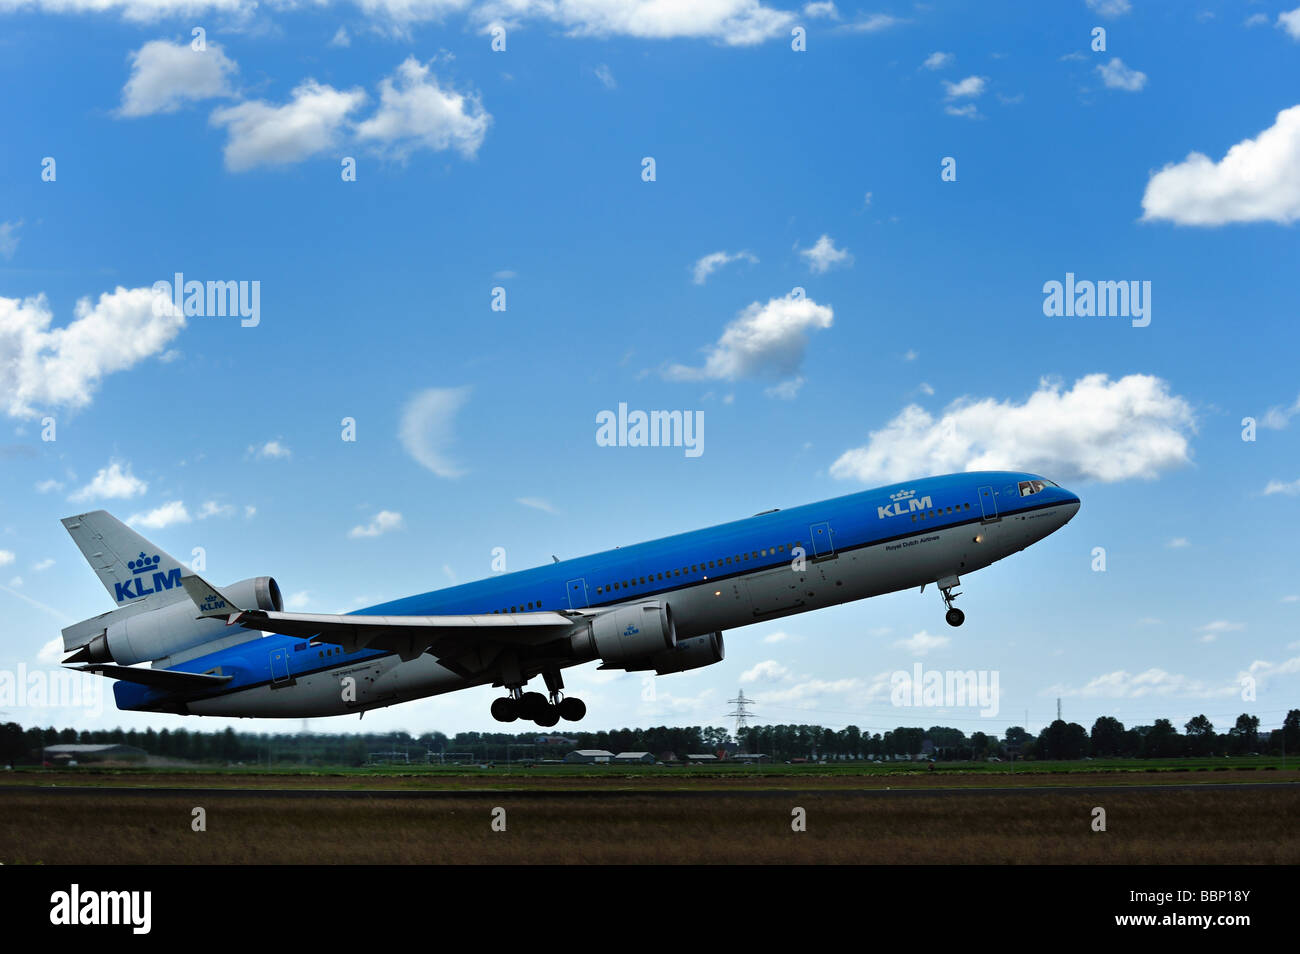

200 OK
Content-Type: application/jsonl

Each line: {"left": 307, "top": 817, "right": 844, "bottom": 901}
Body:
{"left": 72, "top": 664, "right": 233, "bottom": 691}
{"left": 179, "top": 573, "right": 582, "bottom": 666}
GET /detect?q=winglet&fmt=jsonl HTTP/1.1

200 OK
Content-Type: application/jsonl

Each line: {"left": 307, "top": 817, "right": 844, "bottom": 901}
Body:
{"left": 180, "top": 573, "right": 244, "bottom": 619}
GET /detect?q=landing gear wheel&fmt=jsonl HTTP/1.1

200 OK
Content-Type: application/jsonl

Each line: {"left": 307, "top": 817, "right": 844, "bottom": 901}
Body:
{"left": 534, "top": 706, "right": 560, "bottom": 728}
{"left": 490, "top": 697, "right": 518, "bottom": 722}
{"left": 945, "top": 607, "right": 965, "bottom": 627}
{"left": 517, "top": 691, "right": 548, "bottom": 720}
{"left": 557, "top": 697, "right": 586, "bottom": 722}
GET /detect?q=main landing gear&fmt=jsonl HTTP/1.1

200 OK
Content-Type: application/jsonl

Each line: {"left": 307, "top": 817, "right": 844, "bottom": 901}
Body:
{"left": 491, "top": 671, "right": 587, "bottom": 724}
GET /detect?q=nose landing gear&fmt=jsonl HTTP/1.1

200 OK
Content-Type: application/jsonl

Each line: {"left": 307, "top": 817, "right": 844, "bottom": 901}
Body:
{"left": 937, "top": 574, "right": 965, "bottom": 627}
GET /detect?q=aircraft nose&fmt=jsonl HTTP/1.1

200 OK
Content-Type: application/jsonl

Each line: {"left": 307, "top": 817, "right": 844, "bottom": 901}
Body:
{"left": 1061, "top": 490, "right": 1081, "bottom": 522}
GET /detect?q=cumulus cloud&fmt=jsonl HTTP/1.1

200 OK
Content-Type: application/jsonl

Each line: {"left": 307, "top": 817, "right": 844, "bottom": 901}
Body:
{"left": 922, "top": 51, "right": 953, "bottom": 70}
{"left": 893, "top": 629, "right": 950, "bottom": 656}
{"left": 355, "top": 56, "right": 490, "bottom": 160}
{"left": 516, "top": 496, "right": 556, "bottom": 513}
{"left": 691, "top": 249, "right": 758, "bottom": 284}
{"left": 474, "top": 0, "right": 797, "bottom": 45}
{"left": 798, "top": 234, "right": 852, "bottom": 274}
{"left": 802, "top": 1, "right": 837, "bottom": 18}
{"left": 1048, "top": 667, "right": 1234, "bottom": 700}
{"left": 1095, "top": 57, "right": 1146, "bottom": 91}
{"left": 740, "top": 660, "right": 790, "bottom": 683}
{"left": 69, "top": 461, "right": 148, "bottom": 502}
{"left": 120, "top": 38, "right": 237, "bottom": 117}
{"left": 1264, "top": 478, "right": 1300, "bottom": 496}
{"left": 664, "top": 291, "right": 833, "bottom": 386}
{"left": 1280, "top": 7, "right": 1300, "bottom": 39}
{"left": 1141, "top": 105, "right": 1300, "bottom": 225}
{"left": 1262, "top": 394, "right": 1300, "bottom": 429}
{"left": 349, "top": 510, "right": 404, "bottom": 537}
{"left": 0, "top": 287, "right": 184, "bottom": 419}
{"left": 399, "top": 386, "right": 469, "bottom": 477}
{"left": 210, "top": 80, "right": 367, "bottom": 172}
{"left": 830, "top": 373, "right": 1196, "bottom": 485}
{"left": 127, "top": 500, "right": 191, "bottom": 528}
{"left": 942, "top": 75, "right": 986, "bottom": 99}
{"left": 0, "top": 551, "right": 14, "bottom": 566}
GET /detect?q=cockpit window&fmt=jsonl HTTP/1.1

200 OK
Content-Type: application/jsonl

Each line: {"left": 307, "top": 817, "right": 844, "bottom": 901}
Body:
{"left": 1018, "top": 480, "right": 1047, "bottom": 496}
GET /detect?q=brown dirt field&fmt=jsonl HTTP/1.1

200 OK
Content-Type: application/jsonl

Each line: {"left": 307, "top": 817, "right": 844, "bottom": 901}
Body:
{"left": 2, "top": 787, "right": 1297, "bottom": 864}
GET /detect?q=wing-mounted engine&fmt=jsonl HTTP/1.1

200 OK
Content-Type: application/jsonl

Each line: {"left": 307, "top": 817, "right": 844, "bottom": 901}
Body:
{"left": 569, "top": 601, "right": 677, "bottom": 669}
{"left": 624, "top": 630, "right": 725, "bottom": 675}
{"left": 68, "top": 576, "right": 282, "bottom": 666}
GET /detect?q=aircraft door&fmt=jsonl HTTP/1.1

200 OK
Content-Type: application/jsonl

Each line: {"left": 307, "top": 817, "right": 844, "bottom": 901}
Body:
{"left": 270, "top": 648, "right": 291, "bottom": 686}
{"left": 978, "top": 485, "right": 1000, "bottom": 523}
{"left": 809, "top": 522, "right": 835, "bottom": 558}
{"left": 565, "top": 578, "right": 590, "bottom": 609}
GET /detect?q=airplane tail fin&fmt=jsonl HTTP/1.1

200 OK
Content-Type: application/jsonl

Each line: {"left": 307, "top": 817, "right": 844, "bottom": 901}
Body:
{"left": 60, "top": 511, "right": 192, "bottom": 654}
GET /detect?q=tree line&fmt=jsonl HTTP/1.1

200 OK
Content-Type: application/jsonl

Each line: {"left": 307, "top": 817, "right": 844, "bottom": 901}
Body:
{"left": 1, "top": 709, "right": 1296, "bottom": 766}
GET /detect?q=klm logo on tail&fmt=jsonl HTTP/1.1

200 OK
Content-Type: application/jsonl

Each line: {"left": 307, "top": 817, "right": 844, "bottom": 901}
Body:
{"left": 115, "top": 552, "right": 182, "bottom": 603}
{"left": 877, "top": 489, "right": 933, "bottom": 519}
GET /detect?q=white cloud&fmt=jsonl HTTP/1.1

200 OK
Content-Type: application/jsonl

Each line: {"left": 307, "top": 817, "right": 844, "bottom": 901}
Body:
{"left": 210, "top": 80, "right": 366, "bottom": 172}
{"left": 1262, "top": 394, "right": 1300, "bottom": 429}
{"left": 740, "top": 659, "right": 791, "bottom": 683}
{"left": 1279, "top": 8, "right": 1300, "bottom": 39}
{"left": 1141, "top": 105, "right": 1300, "bottom": 225}
{"left": 0, "top": 550, "right": 13, "bottom": 566}
{"left": 802, "top": 1, "right": 837, "bottom": 18}
{"left": 1200, "top": 620, "right": 1244, "bottom": 635}
{"left": 399, "top": 386, "right": 469, "bottom": 477}
{"left": 1245, "top": 13, "right": 1268, "bottom": 27}
{"left": 691, "top": 249, "right": 757, "bottom": 284}
{"left": 69, "top": 461, "right": 148, "bottom": 502}
{"left": 593, "top": 63, "right": 616, "bottom": 89}
{"left": 34, "top": 478, "right": 64, "bottom": 493}
{"left": 198, "top": 500, "right": 235, "bottom": 518}
{"left": 942, "top": 75, "right": 986, "bottom": 99}
{"left": 120, "top": 38, "right": 237, "bottom": 117}
{"left": 355, "top": 56, "right": 490, "bottom": 160}
{"left": 516, "top": 496, "right": 556, "bottom": 513}
{"left": 330, "top": 26, "right": 351, "bottom": 46}
{"left": 1264, "top": 478, "right": 1300, "bottom": 496}
{"left": 798, "top": 234, "right": 852, "bottom": 274}
{"left": 349, "top": 510, "right": 404, "bottom": 538}
{"left": 286, "top": 590, "right": 311, "bottom": 609}
{"left": 1051, "top": 667, "right": 1234, "bottom": 700}
{"left": 893, "top": 629, "right": 950, "bottom": 656}
{"left": 8, "top": 576, "right": 22, "bottom": 588}
{"left": 764, "top": 376, "right": 804, "bottom": 400}
{"left": 664, "top": 291, "right": 833, "bottom": 383}
{"left": 1085, "top": 0, "right": 1131, "bottom": 16}
{"left": 33, "top": 558, "right": 54, "bottom": 571}
{"left": 830, "top": 373, "right": 1195, "bottom": 485}
{"left": 474, "top": 0, "right": 797, "bottom": 45}
{"left": 922, "top": 51, "right": 953, "bottom": 70}
{"left": 838, "top": 12, "right": 902, "bottom": 32}
{"left": 1096, "top": 57, "right": 1146, "bottom": 91}
{"left": 945, "top": 103, "right": 979, "bottom": 119}
{"left": 0, "top": 286, "right": 184, "bottom": 419}
{"left": 127, "top": 500, "right": 192, "bottom": 529}
{"left": 0, "top": 220, "right": 21, "bottom": 259}
{"left": 1166, "top": 537, "right": 1190, "bottom": 548}
{"left": 762, "top": 630, "right": 793, "bottom": 644}
{"left": 250, "top": 440, "right": 291, "bottom": 460}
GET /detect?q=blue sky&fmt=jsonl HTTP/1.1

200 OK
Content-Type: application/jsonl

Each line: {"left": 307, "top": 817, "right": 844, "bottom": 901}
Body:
{"left": 1, "top": 0, "right": 1298, "bottom": 740}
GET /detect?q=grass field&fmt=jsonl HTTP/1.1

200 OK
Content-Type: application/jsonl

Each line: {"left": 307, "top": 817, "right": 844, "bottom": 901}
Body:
{"left": 1, "top": 759, "right": 1297, "bottom": 863}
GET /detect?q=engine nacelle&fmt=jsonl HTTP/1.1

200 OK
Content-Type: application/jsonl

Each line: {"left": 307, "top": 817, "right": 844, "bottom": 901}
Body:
{"left": 626, "top": 631, "right": 725, "bottom": 675}
{"left": 571, "top": 601, "right": 676, "bottom": 668}
{"left": 81, "top": 576, "right": 282, "bottom": 666}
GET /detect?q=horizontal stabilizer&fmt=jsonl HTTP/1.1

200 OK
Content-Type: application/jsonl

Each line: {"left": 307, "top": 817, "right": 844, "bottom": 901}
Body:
{"left": 180, "top": 573, "right": 242, "bottom": 618}
{"left": 71, "top": 664, "right": 233, "bottom": 691}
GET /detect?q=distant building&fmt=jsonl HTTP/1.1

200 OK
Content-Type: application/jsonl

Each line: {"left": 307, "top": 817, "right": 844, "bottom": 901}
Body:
{"left": 564, "top": 749, "right": 614, "bottom": 764}
{"left": 537, "top": 736, "right": 578, "bottom": 746}
{"left": 685, "top": 754, "right": 718, "bottom": 763}
{"left": 613, "top": 752, "right": 655, "bottom": 764}
{"left": 42, "top": 743, "right": 147, "bottom": 764}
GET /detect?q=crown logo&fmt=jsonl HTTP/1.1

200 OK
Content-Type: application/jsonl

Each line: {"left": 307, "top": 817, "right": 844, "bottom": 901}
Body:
{"left": 128, "top": 552, "right": 162, "bottom": 575}
{"left": 889, "top": 489, "right": 916, "bottom": 501}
